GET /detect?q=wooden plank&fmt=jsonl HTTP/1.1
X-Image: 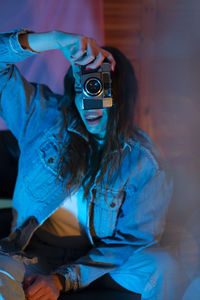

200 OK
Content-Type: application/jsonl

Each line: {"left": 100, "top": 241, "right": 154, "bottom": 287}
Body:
{"left": 136, "top": 0, "right": 157, "bottom": 135}
{"left": 103, "top": 0, "right": 158, "bottom": 135}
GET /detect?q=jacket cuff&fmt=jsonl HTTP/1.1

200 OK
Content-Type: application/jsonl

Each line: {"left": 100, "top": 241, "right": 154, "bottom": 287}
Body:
{"left": 53, "top": 265, "right": 80, "bottom": 292}
{"left": 8, "top": 29, "right": 38, "bottom": 57}
{"left": 18, "top": 31, "right": 40, "bottom": 54}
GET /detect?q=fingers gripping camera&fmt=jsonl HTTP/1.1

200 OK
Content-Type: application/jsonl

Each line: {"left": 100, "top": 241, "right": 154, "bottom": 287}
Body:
{"left": 76, "top": 62, "right": 113, "bottom": 110}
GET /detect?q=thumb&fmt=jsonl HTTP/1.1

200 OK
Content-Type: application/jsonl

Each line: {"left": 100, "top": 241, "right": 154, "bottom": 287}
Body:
{"left": 24, "top": 273, "right": 37, "bottom": 289}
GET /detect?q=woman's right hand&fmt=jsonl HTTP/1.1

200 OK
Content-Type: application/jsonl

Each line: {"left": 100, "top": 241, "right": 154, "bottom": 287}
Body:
{"left": 56, "top": 31, "right": 115, "bottom": 71}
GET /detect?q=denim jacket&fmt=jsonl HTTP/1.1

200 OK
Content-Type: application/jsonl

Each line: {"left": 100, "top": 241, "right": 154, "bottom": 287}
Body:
{"left": 0, "top": 30, "right": 172, "bottom": 291}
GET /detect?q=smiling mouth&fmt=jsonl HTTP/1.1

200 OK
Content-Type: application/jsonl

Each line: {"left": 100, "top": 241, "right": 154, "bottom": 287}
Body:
{"left": 84, "top": 114, "right": 102, "bottom": 124}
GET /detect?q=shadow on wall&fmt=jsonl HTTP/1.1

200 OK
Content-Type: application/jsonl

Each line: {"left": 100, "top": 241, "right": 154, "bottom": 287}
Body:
{"left": 149, "top": 1, "right": 200, "bottom": 298}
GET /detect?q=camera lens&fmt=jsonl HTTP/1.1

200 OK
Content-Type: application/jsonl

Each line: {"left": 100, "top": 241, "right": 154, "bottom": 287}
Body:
{"left": 84, "top": 78, "right": 102, "bottom": 96}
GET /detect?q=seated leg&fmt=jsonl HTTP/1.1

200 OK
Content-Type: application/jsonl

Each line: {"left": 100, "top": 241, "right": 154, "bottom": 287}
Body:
{"left": 0, "top": 252, "right": 26, "bottom": 300}
{"left": 108, "top": 246, "right": 182, "bottom": 300}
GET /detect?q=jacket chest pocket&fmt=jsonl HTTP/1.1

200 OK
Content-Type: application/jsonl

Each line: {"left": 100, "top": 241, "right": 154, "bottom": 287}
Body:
{"left": 23, "top": 136, "right": 64, "bottom": 200}
{"left": 90, "top": 188, "right": 124, "bottom": 238}
{"left": 40, "top": 136, "right": 63, "bottom": 178}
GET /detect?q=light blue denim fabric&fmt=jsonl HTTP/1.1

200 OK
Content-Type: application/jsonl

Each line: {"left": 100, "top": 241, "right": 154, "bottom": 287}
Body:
{"left": 0, "top": 30, "right": 173, "bottom": 295}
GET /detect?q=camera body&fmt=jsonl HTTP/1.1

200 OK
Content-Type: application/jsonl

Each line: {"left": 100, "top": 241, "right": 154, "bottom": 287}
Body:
{"left": 78, "top": 62, "right": 113, "bottom": 110}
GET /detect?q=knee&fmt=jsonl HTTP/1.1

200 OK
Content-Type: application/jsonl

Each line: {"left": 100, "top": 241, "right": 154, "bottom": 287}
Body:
{"left": 0, "top": 253, "right": 25, "bottom": 282}
{"left": 146, "top": 248, "right": 180, "bottom": 282}
{"left": 156, "top": 250, "right": 177, "bottom": 271}
{"left": 130, "top": 248, "right": 181, "bottom": 300}
{"left": 109, "top": 247, "right": 181, "bottom": 297}
{"left": 142, "top": 248, "right": 182, "bottom": 298}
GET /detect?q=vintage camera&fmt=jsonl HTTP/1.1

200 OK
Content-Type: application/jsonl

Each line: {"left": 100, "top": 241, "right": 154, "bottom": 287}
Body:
{"left": 78, "top": 62, "right": 113, "bottom": 110}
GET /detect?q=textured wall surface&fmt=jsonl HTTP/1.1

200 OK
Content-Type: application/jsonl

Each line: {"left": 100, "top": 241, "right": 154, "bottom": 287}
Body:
{"left": 104, "top": 0, "right": 200, "bottom": 295}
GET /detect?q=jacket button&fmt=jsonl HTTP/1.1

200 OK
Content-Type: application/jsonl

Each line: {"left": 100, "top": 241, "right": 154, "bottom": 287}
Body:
{"left": 110, "top": 202, "right": 116, "bottom": 208}
{"left": 48, "top": 157, "right": 54, "bottom": 163}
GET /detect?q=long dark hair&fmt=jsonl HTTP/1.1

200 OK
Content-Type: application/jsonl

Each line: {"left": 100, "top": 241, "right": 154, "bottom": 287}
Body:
{"left": 57, "top": 47, "right": 139, "bottom": 198}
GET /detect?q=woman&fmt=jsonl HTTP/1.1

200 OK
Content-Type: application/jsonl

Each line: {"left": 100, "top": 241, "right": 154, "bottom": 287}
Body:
{"left": 0, "top": 29, "right": 177, "bottom": 300}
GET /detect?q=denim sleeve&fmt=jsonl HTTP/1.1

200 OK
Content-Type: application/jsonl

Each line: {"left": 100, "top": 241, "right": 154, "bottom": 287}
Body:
{"left": 0, "top": 30, "right": 60, "bottom": 146}
{"left": 54, "top": 169, "right": 173, "bottom": 291}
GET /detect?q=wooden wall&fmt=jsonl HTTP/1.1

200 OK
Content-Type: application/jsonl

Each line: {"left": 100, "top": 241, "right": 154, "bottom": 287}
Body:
{"left": 103, "top": 0, "right": 200, "bottom": 162}
{"left": 103, "top": 0, "right": 200, "bottom": 266}
{"left": 103, "top": 0, "right": 157, "bottom": 137}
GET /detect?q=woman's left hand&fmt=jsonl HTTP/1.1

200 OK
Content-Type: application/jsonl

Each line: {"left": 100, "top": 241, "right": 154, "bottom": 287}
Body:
{"left": 24, "top": 273, "right": 63, "bottom": 300}
{"left": 27, "top": 31, "right": 115, "bottom": 71}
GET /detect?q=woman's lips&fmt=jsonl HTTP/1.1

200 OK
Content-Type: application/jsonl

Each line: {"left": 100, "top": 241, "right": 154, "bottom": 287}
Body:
{"left": 84, "top": 113, "right": 102, "bottom": 125}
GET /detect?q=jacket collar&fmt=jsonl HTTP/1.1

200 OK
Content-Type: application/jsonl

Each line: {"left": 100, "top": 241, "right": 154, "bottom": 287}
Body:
{"left": 67, "top": 114, "right": 89, "bottom": 143}
{"left": 66, "top": 113, "right": 133, "bottom": 151}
